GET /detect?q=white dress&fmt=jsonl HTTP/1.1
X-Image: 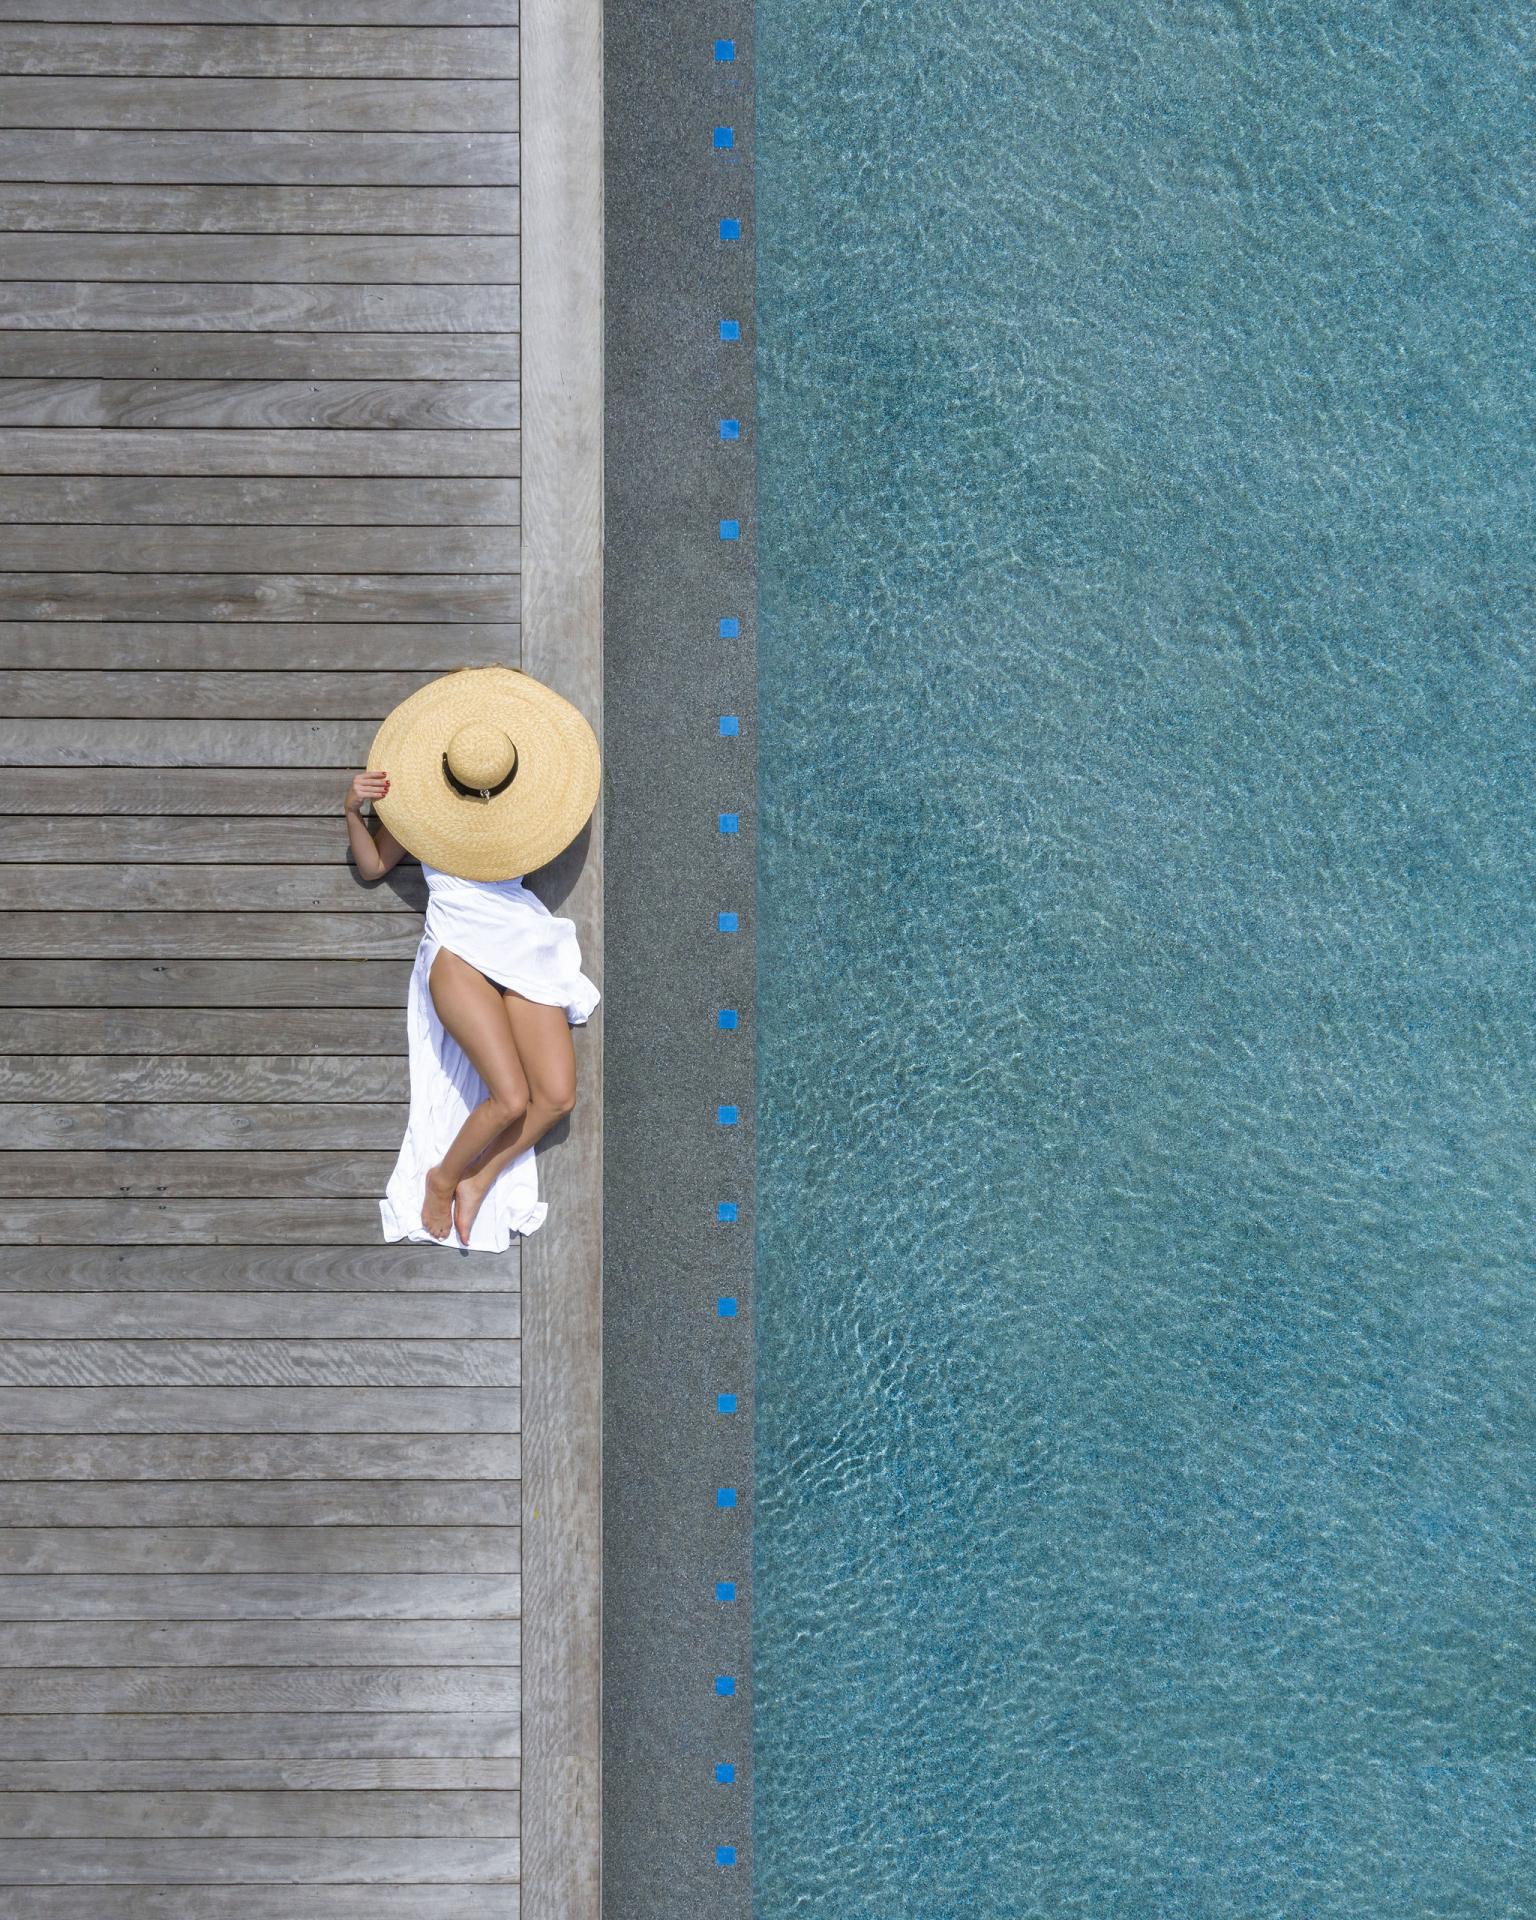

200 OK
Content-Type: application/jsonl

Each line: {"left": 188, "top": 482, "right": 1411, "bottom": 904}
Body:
{"left": 379, "top": 862, "right": 601, "bottom": 1253}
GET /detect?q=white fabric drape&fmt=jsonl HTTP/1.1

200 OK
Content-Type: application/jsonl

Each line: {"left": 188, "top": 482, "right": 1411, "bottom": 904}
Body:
{"left": 379, "top": 865, "right": 600, "bottom": 1253}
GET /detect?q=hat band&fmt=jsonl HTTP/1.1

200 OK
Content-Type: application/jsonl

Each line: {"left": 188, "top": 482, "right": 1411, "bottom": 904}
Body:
{"left": 442, "top": 745, "right": 518, "bottom": 803}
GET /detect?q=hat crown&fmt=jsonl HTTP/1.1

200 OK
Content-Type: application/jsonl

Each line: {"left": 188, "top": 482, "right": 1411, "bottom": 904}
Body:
{"left": 445, "top": 720, "right": 516, "bottom": 792}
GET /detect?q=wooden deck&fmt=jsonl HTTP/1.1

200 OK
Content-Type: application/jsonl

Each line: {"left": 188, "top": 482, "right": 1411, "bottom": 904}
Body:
{"left": 0, "top": 0, "right": 602, "bottom": 1912}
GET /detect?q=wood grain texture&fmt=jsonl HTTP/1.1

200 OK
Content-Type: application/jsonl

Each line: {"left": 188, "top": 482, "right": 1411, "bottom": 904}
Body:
{"left": 0, "top": 428, "right": 519, "bottom": 474}
{"left": 0, "top": 475, "right": 517, "bottom": 520}
{"left": 0, "top": 4, "right": 539, "bottom": 1901}
{"left": 0, "top": 184, "right": 519, "bottom": 233}
{"left": 0, "top": 233, "right": 516, "bottom": 280}
{"left": 0, "top": 27, "right": 518, "bottom": 78}
{"left": 0, "top": 624, "right": 518, "bottom": 669}
{"left": 0, "top": 0, "right": 517, "bottom": 19}
{"left": 0, "top": 78, "right": 517, "bottom": 131}
{"left": 0, "top": 520, "right": 515, "bottom": 565}
{"left": 0, "top": 131, "right": 519, "bottom": 185}
{"left": 0, "top": 1713, "right": 521, "bottom": 1757}
{"left": 0, "top": 956, "right": 413, "bottom": 1003}
{"left": 0, "top": 283, "right": 518, "bottom": 331}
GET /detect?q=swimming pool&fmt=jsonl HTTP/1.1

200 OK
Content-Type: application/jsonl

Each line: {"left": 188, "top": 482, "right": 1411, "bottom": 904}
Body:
{"left": 754, "top": 2, "right": 1533, "bottom": 1911}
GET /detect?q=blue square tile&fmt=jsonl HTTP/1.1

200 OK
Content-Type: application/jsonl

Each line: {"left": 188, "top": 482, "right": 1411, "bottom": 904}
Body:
{"left": 717, "top": 1296, "right": 737, "bottom": 1317}
{"left": 717, "top": 1104, "right": 738, "bottom": 1125}
{"left": 716, "top": 1486, "right": 736, "bottom": 1508}
{"left": 719, "top": 616, "right": 740, "bottom": 636}
{"left": 717, "top": 1392, "right": 737, "bottom": 1413}
{"left": 719, "top": 419, "right": 741, "bottom": 440}
{"left": 713, "top": 126, "right": 734, "bottom": 150}
{"left": 720, "top": 319, "right": 741, "bottom": 340}
{"left": 717, "top": 1201, "right": 737, "bottom": 1221}
{"left": 718, "top": 813, "right": 739, "bottom": 834}
{"left": 715, "top": 1674, "right": 735, "bottom": 1696}
{"left": 715, "top": 1580, "right": 736, "bottom": 1601}
{"left": 714, "top": 39, "right": 736, "bottom": 61}
{"left": 717, "top": 911, "right": 738, "bottom": 931}
{"left": 719, "top": 518, "right": 740, "bottom": 540}
{"left": 716, "top": 1845, "right": 737, "bottom": 1866}
{"left": 718, "top": 1007, "right": 738, "bottom": 1027}
{"left": 718, "top": 715, "right": 739, "bottom": 736}
{"left": 716, "top": 1762, "right": 736, "bottom": 1783}
{"left": 719, "top": 217, "right": 741, "bottom": 241}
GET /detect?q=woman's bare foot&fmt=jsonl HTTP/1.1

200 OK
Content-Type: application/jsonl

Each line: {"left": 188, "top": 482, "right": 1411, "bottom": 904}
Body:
{"left": 453, "top": 1168, "right": 494, "bottom": 1246}
{"left": 422, "top": 1165, "right": 456, "bottom": 1239}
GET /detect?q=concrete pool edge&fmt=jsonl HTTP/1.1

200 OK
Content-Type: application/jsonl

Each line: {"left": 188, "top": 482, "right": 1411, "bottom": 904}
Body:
{"left": 522, "top": 0, "right": 605, "bottom": 1912}
{"left": 602, "top": 2, "right": 759, "bottom": 1910}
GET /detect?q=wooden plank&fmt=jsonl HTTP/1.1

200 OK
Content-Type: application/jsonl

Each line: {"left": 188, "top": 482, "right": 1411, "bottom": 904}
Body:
{"left": 0, "top": 1574, "right": 514, "bottom": 1620}
{"left": 0, "top": 1626, "right": 519, "bottom": 1670}
{"left": 0, "top": 334, "right": 518, "bottom": 380}
{"left": 0, "top": 1889, "right": 518, "bottom": 1919}
{"left": 0, "top": 1434, "right": 519, "bottom": 1480}
{"left": 2, "top": 917, "right": 424, "bottom": 960}
{"left": 0, "top": 284, "right": 518, "bottom": 331}
{"left": 0, "top": 623, "right": 519, "bottom": 669}
{"left": 0, "top": 1245, "right": 504, "bottom": 1291}
{"left": 0, "top": 1787, "right": 516, "bottom": 1835}
{"left": 0, "top": 1182, "right": 407, "bottom": 1228}
{"left": 9, "top": 1006, "right": 408, "bottom": 1052}
{"left": 0, "top": 1346, "right": 517, "bottom": 1390}
{"left": 0, "top": 1107, "right": 403, "bottom": 1151}
{"left": 0, "top": 235, "right": 515, "bottom": 282}
{"left": 0, "top": 1532, "right": 518, "bottom": 1574}
{"left": 3, "top": 720, "right": 374, "bottom": 765}
{"left": 0, "top": 1758, "right": 520, "bottom": 1789}
{"left": 0, "top": 1151, "right": 399, "bottom": 1197}
{"left": 0, "top": 1671, "right": 520, "bottom": 1714}
{"left": 0, "top": 1835, "right": 520, "bottom": 1880}
{"left": 0, "top": 0, "right": 519, "bottom": 22}
{"left": 0, "top": 1295, "right": 514, "bottom": 1340}
{"left": 0, "top": 958, "right": 412, "bottom": 1005}
{"left": 0, "top": 1054, "right": 409, "bottom": 1097}
{"left": 0, "top": 576, "right": 516, "bottom": 622}
{"left": 0, "top": 381, "right": 514, "bottom": 432}
{"left": 0, "top": 520, "right": 514, "bottom": 566}
{"left": 0, "top": 1712, "right": 520, "bottom": 1758}
{"left": 0, "top": 79, "right": 517, "bottom": 133}
{"left": 0, "top": 184, "right": 518, "bottom": 235}
{"left": 7, "top": 863, "right": 429, "bottom": 907}
{"left": 0, "top": 27, "right": 518, "bottom": 80}
{"left": 0, "top": 674, "right": 438, "bottom": 722}
{"left": 0, "top": 132, "right": 520, "bottom": 187}
{"left": 0, "top": 1388, "right": 516, "bottom": 1431}
{"left": 0, "top": 429, "right": 519, "bottom": 475}
{"left": 0, "top": 1484, "right": 516, "bottom": 1525}
{"left": 0, "top": 476, "right": 516, "bottom": 521}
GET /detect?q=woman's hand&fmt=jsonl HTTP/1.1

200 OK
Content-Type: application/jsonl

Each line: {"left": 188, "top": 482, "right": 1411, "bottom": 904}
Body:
{"left": 345, "top": 770, "right": 390, "bottom": 814}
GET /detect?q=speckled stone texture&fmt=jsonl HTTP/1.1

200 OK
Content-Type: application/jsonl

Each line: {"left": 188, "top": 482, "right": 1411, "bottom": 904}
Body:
{"left": 752, "top": 1, "right": 1533, "bottom": 1914}
{"left": 602, "top": 2, "right": 757, "bottom": 1914}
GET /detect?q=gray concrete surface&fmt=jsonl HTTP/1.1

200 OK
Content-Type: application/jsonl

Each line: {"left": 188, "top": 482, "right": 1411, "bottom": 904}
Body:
{"left": 603, "top": 2, "right": 758, "bottom": 1911}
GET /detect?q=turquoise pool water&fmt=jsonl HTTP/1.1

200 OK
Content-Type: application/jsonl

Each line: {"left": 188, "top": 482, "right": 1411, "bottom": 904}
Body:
{"left": 752, "top": 3, "right": 1533, "bottom": 1912}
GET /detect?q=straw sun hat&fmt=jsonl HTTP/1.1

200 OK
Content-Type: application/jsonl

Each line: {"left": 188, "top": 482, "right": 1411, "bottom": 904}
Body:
{"left": 366, "top": 664, "right": 600, "bottom": 882}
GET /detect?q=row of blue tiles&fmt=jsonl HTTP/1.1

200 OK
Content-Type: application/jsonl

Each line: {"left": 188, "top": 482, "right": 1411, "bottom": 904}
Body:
{"left": 711, "top": 26, "right": 746, "bottom": 1880}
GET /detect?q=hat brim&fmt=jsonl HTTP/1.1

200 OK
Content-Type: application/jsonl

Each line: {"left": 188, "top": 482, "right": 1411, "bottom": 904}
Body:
{"left": 366, "top": 665, "right": 600, "bottom": 881}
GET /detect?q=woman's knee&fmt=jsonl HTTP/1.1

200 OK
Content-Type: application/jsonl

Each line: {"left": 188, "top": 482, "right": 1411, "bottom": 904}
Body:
{"left": 484, "top": 1084, "right": 530, "bottom": 1127}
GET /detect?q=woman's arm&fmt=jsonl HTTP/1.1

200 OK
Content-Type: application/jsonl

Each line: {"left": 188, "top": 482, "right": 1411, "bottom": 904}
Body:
{"left": 344, "top": 771, "right": 409, "bottom": 881}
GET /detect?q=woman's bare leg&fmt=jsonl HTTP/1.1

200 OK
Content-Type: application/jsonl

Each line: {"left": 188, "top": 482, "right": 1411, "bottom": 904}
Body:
{"left": 421, "top": 949, "right": 532, "bottom": 1239}
{"left": 452, "top": 988, "right": 577, "bottom": 1245}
